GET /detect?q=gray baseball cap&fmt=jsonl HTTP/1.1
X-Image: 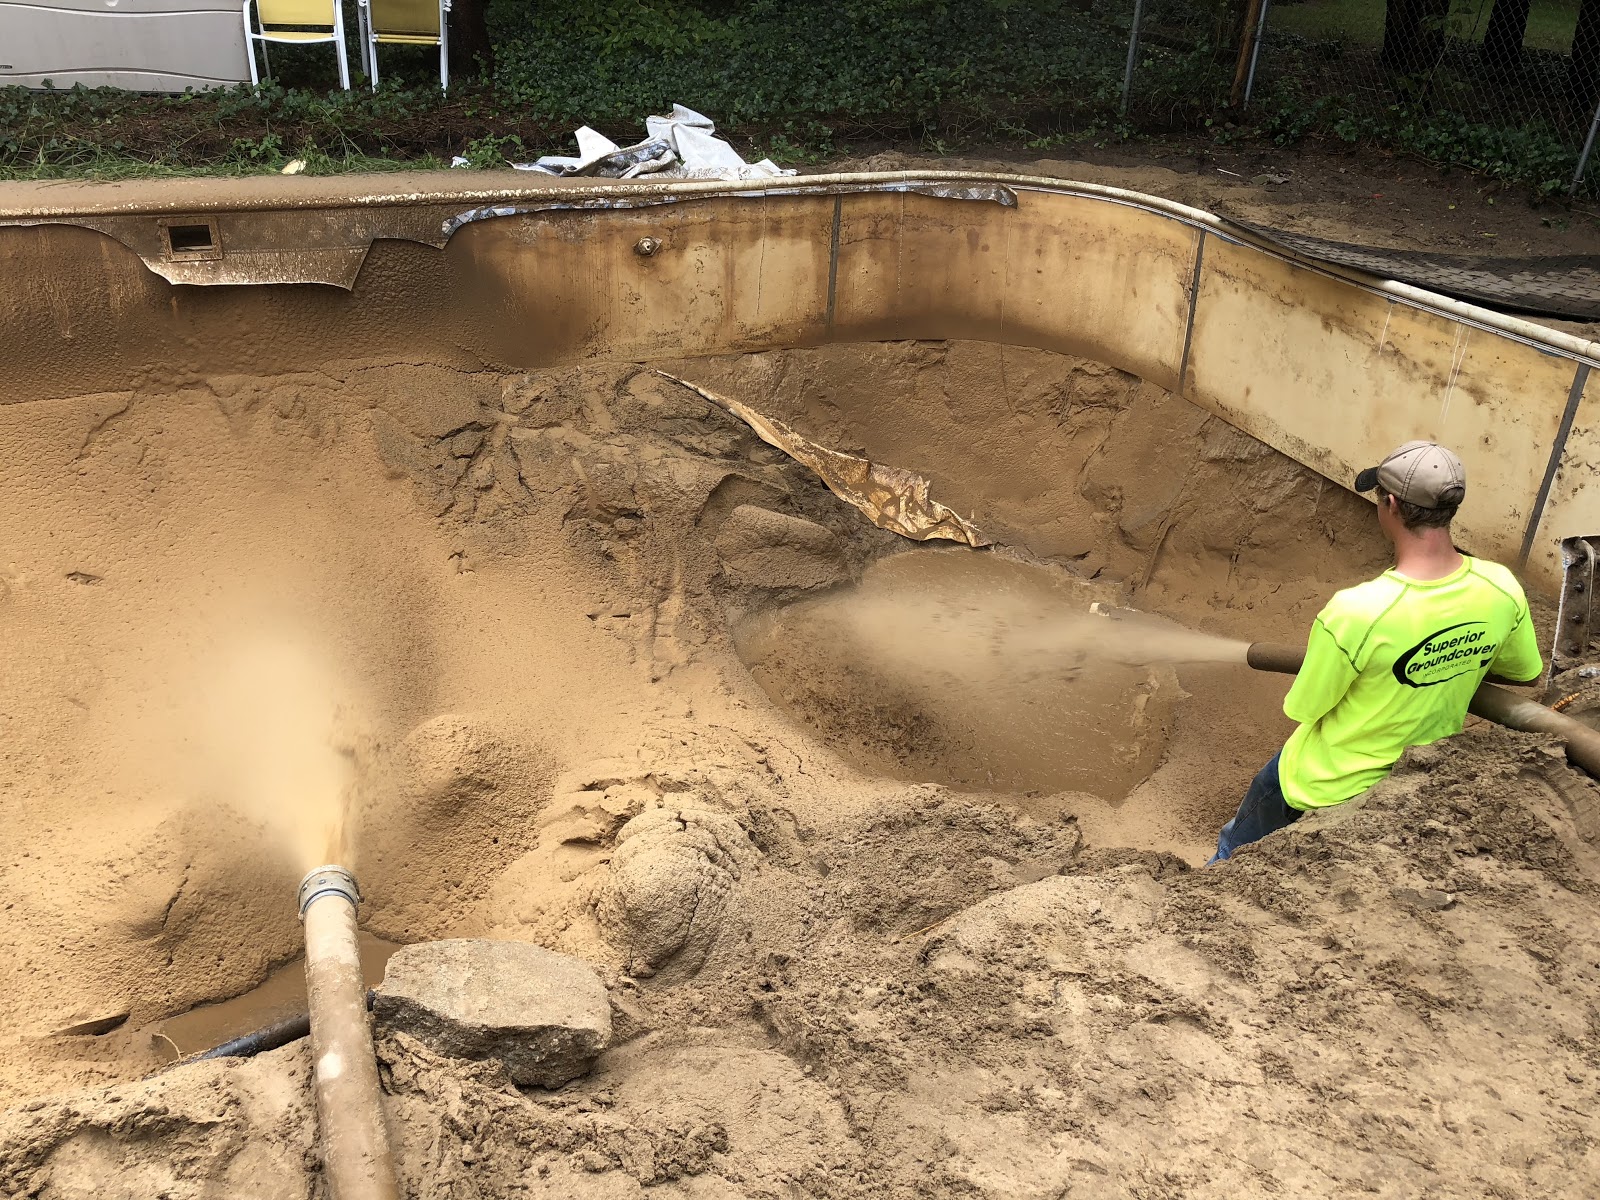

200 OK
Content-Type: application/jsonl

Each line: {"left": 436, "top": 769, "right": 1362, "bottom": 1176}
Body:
{"left": 1354, "top": 441, "right": 1466, "bottom": 509}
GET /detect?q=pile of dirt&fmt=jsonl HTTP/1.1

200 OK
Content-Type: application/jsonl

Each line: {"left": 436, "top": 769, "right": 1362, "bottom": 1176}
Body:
{"left": 6, "top": 735, "right": 1599, "bottom": 1198}
{"left": 3, "top": 340, "right": 1594, "bottom": 1197}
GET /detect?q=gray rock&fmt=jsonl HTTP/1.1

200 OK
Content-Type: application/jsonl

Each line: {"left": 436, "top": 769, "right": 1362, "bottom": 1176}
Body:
{"left": 374, "top": 940, "right": 611, "bottom": 1087}
{"left": 1393, "top": 886, "right": 1455, "bottom": 913}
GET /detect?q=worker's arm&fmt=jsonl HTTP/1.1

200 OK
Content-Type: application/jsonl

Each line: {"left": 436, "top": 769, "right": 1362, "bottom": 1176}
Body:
{"left": 1282, "top": 615, "right": 1360, "bottom": 725}
{"left": 1486, "top": 595, "right": 1544, "bottom": 686}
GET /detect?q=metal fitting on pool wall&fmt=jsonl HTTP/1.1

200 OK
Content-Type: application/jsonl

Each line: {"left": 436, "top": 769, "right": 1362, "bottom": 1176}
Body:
{"left": 297, "top": 865, "right": 399, "bottom": 1200}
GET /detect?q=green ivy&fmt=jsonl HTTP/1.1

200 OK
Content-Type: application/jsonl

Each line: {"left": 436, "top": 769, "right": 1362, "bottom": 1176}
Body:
{"left": 1257, "top": 93, "right": 1580, "bottom": 197}
{"left": 488, "top": 0, "right": 1136, "bottom": 129}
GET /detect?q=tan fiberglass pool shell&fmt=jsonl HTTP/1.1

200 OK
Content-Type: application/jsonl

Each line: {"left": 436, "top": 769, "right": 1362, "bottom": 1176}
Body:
{"left": 1, "top": 169, "right": 1594, "bottom": 594}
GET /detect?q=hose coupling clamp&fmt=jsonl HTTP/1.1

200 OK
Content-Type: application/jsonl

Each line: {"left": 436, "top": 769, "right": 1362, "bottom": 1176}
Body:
{"left": 297, "top": 864, "right": 360, "bottom": 920}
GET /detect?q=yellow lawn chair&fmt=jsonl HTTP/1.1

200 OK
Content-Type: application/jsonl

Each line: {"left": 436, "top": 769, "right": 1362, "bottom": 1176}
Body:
{"left": 242, "top": 0, "right": 352, "bottom": 90}
{"left": 357, "top": 0, "right": 451, "bottom": 90}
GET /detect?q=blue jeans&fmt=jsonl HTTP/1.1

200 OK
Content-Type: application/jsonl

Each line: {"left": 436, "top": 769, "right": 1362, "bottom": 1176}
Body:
{"left": 1209, "top": 751, "right": 1302, "bottom": 864}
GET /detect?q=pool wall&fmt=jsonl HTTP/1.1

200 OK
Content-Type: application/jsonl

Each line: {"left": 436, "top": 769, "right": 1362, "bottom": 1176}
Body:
{"left": 2, "top": 170, "right": 1593, "bottom": 592}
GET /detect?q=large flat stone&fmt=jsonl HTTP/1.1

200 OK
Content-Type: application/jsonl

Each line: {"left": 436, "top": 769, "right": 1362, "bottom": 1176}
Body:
{"left": 374, "top": 939, "right": 611, "bottom": 1087}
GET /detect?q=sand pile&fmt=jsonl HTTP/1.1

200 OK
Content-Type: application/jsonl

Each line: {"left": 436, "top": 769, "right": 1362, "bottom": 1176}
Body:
{"left": 6, "top": 736, "right": 1600, "bottom": 1198}
{"left": 3, "top": 340, "right": 1595, "bottom": 1198}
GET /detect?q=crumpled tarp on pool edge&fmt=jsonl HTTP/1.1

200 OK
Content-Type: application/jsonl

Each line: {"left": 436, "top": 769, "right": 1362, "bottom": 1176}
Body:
{"left": 510, "top": 104, "right": 795, "bottom": 181}
{"left": 655, "top": 372, "right": 991, "bottom": 548}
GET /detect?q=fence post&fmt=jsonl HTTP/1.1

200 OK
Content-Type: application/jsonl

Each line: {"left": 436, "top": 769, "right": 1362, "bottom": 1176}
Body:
{"left": 1575, "top": 93, "right": 1600, "bottom": 193}
{"left": 1121, "top": 0, "right": 1145, "bottom": 117}
{"left": 1230, "top": 0, "right": 1266, "bottom": 106}
{"left": 1243, "top": 0, "right": 1272, "bottom": 108}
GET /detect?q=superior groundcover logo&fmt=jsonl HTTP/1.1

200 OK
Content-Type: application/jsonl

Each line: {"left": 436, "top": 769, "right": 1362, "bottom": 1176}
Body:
{"left": 1392, "top": 621, "right": 1498, "bottom": 687}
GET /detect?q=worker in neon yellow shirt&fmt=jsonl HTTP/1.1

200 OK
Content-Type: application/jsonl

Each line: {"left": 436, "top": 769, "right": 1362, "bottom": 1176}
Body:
{"left": 1210, "top": 440, "right": 1543, "bottom": 863}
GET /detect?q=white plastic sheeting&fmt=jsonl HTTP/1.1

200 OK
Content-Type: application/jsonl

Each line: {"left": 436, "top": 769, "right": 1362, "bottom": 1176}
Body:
{"left": 511, "top": 104, "right": 794, "bottom": 181}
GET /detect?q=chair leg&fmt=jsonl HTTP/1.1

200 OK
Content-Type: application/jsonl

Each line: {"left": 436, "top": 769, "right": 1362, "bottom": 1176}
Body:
{"left": 356, "top": 2, "right": 372, "bottom": 88}
{"left": 333, "top": 0, "right": 351, "bottom": 89}
{"left": 242, "top": 2, "right": 260, "bottom": 85}
{"left": 440, "top": 0, "right": 451, "bottom": 90}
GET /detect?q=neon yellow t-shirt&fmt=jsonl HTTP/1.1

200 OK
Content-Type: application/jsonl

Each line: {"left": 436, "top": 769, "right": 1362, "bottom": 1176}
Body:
{"left": 1279, "top": 556, "right": 1542, "bottom": 810}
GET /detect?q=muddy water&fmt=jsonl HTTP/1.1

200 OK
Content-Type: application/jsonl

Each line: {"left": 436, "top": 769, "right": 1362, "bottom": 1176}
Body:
{"left": 735, "top": 548, "right": 1248, "bottom": 798}
{"left": 153, "top": 932, "right": 400, "bottom": 1060}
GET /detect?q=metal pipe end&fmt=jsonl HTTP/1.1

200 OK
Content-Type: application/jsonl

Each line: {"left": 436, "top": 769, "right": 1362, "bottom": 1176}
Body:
{"left": 298, "top": 864, "right": 360, "bottom": 920}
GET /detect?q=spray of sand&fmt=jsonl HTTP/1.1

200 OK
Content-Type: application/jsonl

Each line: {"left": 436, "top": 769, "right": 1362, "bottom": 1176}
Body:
{"left": 736, "top": 549, "right": 1249, "bottom": 796}
{"left": 824, "top": 561, "right": 1249, "bottom": 691}
{"left": 188, "top": 634, "right": 359, "bottom": 874}
{"left": 194, "top": 638, "right": 356, "bottom": 872}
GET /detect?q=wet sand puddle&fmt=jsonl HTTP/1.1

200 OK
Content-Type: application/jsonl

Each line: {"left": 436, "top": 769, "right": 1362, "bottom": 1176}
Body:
{"left": 154, "top": 933, "right": 401, "bottom": 1061}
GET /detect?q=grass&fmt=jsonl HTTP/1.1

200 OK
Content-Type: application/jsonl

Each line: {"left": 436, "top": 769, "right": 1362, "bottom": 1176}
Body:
{"left": 1273, "top": 0, "right": 1581, "bottom": 51}
{"left": 0, "top": 146, "right": 449, "bottom": 181}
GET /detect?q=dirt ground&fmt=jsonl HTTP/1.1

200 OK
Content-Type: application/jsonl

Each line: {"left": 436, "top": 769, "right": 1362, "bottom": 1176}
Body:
{"left": 828, "top": 141, "right": 1600, "bottom": 257}
{"left": 2, "top": 333, "right": 1598, "bottom": 1198}
{"left": 824, "top": 144, "right": 1600, "bottom": 340}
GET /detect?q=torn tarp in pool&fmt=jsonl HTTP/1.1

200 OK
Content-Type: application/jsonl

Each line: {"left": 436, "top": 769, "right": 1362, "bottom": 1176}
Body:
{"left": 653, "top": 372, "right": 992, "bottom": 549}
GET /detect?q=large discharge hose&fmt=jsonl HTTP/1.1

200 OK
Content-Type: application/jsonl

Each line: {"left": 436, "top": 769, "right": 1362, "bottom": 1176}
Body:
{"left": 1246, "top": 642, "right": 1600, "bottom": 779}
{"left": 297, "top": 866, "right": 400, "bottom": 1200}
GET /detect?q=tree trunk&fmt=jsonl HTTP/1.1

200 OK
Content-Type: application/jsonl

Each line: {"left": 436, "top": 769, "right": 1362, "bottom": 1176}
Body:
{"left": 449, "top": 0, "right": 494, "bottom": 78}
{"left": 1480, "top": 0, "right": 1531, "bottom": 74}
{"left": 1571, "top": 0, "right": 1600, "bottom": 113}
{"left": 1381, "top": 0, "right": 1449, "bottom": 76}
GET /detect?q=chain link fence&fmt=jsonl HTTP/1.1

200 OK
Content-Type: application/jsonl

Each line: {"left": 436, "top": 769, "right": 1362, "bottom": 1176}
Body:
{"left": 1256, "top": 0, "right": 1600, "bottom": 188}
{"left": 1115, "top": 0, "right": 1600, "bottom": 192}
{"left": 1124, "top": 0, "right": 1244, "bottom": 119}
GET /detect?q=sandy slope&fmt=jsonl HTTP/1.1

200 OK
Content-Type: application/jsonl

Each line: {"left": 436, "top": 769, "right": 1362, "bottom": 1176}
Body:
{"left": 3, "top": 342, "right": 1594, "bottom": 1197}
